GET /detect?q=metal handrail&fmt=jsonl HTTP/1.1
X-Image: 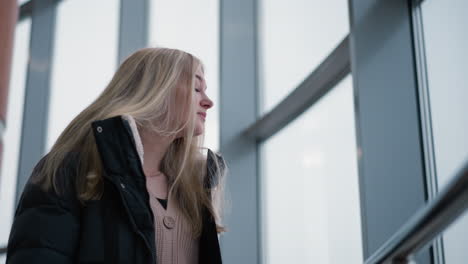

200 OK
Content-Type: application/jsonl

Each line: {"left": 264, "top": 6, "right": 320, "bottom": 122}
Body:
{"left": 0, "top": 246, "right": 6, "bottom": 254}
{"left": 365, "top": 160, "right": 468, "bottom": 263}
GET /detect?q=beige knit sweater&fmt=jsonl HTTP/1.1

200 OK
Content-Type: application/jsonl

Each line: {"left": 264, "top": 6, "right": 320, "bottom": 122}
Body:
{"left": 147, "top": 181, "right": 199, "bottom": 264}
{"left": 122, "top": 115, "right": 199, "bottom": 264}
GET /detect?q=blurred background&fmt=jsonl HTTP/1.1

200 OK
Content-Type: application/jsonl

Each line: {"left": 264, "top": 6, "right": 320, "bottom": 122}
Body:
{"left": 0, "top": 0, "right": 467, "bottom": 263}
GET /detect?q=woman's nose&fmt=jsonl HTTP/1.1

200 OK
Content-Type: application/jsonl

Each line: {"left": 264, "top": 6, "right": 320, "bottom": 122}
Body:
{"left": 201, "top": 96, "right": 213, "bottom": 109}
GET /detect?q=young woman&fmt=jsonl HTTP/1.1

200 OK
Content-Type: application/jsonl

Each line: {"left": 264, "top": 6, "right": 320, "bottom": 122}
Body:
{"left": 6, "top": 48, "right": 226, "bottom": 264}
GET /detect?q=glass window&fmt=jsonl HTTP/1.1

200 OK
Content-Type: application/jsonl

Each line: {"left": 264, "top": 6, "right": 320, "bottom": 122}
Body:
{"left": 421, "top": 0, "right": 468, "bottom": 263}
{"left": 261, "top": 76, "right": 363, "bottom": 264}
{"left": 0, "top": 18, "right": 31, "bottom": 263}
{"left": 149, "top": 0, "right": 220, "bottom": 151}
{"left": 259, "top": 0, "right": 349, "bottom": 114}
{"left": 47, "top": 0, "right": 119, "bottom": 150}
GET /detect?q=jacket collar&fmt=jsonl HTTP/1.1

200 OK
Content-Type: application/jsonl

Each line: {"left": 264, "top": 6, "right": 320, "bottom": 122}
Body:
{"left": 91, "top": 115, "right": 146, "bottom": 191}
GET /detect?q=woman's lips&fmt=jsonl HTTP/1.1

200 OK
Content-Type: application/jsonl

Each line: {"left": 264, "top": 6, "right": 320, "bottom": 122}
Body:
{"left": 197, "top": 112, "right": 206, "bottom": 120}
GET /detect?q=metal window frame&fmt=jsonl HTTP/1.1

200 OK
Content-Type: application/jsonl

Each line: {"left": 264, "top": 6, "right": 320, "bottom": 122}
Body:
{"left": 410, "top": 0, "right": 445, "bottom": 263}
{"left": 15, "top": 0, "right": 57, "bottom": 205}
{"left": 225, "top": 6, "right": 351, "bottom": 264}
{"left": 221, "top": 7, "right": 352, "bottom": 264}
{"left": 118, "top": 0, "right": 149, "bottom": 64}
{"left": 219, "top": 0, "right": 260, "bottom": 263}
{"left": 347, "top": 0, "right": 432, "bottom": 263}
{"left": 18, "top": 2, "right": 33, "bottom": 22}
{"left": 0, "top": 121, "right": 5, "bottom": 142}
{"left": 243, "top": 36, "right": 350, "bottom": 142}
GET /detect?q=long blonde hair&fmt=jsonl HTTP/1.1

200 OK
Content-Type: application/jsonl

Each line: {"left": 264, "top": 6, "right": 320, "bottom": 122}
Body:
{"left": 36, "top": 47, "right": 226, "bottom": 236}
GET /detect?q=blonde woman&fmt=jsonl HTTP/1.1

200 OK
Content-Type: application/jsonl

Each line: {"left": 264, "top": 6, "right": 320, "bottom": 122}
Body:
{"left": 6, "top": 48, "right": 226, "bottom": 264}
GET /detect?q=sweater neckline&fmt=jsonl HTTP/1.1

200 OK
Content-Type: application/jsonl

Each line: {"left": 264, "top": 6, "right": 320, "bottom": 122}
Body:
{"left": 156, "top": 197, "right": 168, "bottom": 210}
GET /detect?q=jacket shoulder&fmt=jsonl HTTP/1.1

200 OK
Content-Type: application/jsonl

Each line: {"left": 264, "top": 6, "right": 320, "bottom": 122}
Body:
{"left": 7, "top": 153, "right": 82, "bottom": 263}
{"left": 17, "top": 152, "right": 81, "bottom": 212}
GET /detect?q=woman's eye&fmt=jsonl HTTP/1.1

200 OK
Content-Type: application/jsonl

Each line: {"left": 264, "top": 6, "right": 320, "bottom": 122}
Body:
{"left": 195, "top": 88, "right": 201, "bottom": 92}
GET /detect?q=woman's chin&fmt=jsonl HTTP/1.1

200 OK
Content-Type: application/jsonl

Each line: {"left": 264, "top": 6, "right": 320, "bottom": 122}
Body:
{"left": 193, "top": 125, "right": 204, "bottom": 137}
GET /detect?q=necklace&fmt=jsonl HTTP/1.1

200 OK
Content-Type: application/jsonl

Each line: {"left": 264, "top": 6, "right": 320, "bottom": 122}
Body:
{"left": 146, "top": 171, "right": 164, "bottom": 177}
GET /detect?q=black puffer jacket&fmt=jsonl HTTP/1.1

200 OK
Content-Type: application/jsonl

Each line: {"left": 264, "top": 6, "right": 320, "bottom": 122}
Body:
{"left": 6, "top": 116, "right": 223, "bottom": 264}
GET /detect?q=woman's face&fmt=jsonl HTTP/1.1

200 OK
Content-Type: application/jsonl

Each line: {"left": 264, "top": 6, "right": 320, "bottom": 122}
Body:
{"left": 191, "top": 66, "right": 213, "bottom": 136}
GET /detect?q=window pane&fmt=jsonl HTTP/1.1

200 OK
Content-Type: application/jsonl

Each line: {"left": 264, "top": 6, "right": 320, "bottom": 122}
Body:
{"left": 259, "top": 0, "right": 349, "bottom": 113}
{"left": 0, "top": 18, "right": 31, "bottom": 262}
{"left": 261, "top": 76, "right": 363, "bottom": 264}
{"left": 47, "top": 0, "right": 119, "bottom": 150}
{"left": 421, "top": 0, "right": 468, "bottom": 263}
{"left": 149, "top": 0, "right": 219, "bottom": 151}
